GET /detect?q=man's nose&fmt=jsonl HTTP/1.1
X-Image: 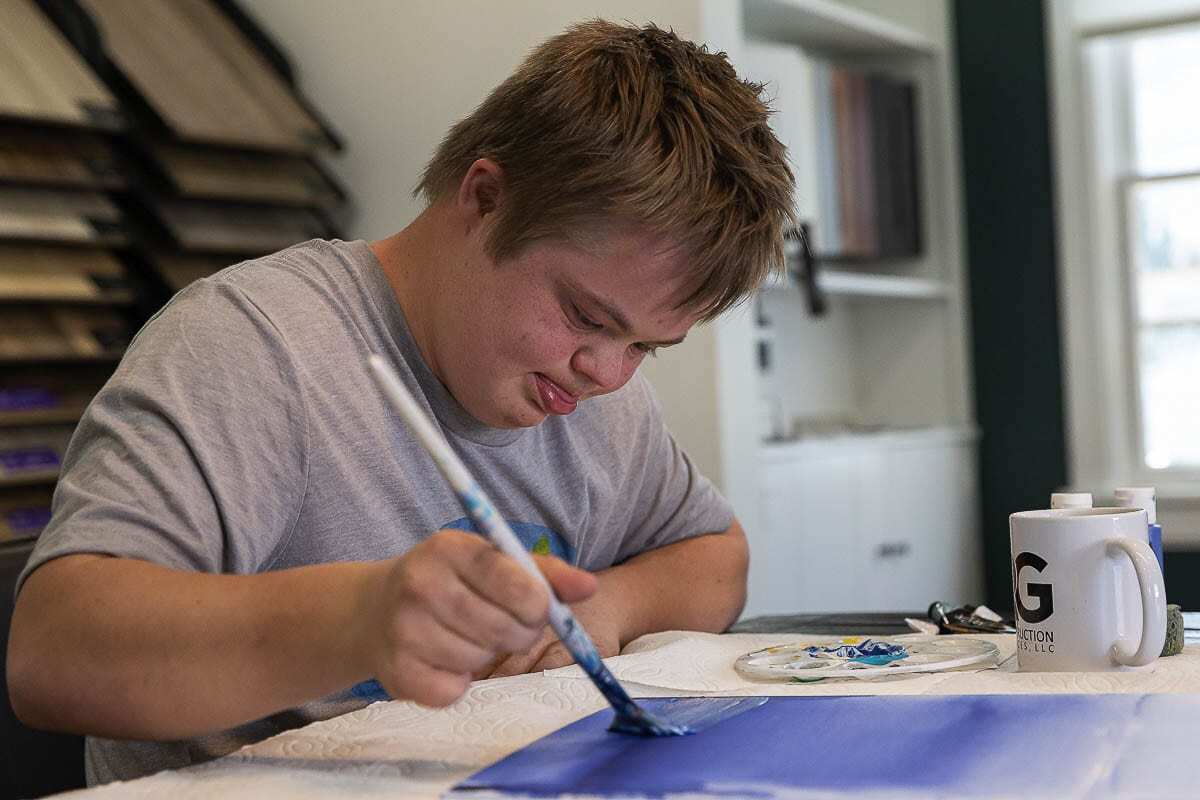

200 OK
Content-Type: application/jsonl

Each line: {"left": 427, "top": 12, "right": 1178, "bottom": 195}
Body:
{"left": 570, "top": 343, "right": 628, "bottom": 394}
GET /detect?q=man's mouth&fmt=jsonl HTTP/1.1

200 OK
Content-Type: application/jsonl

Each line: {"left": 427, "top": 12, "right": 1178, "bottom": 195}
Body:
{"left": 533, "top": 373, "right": 579, "bottom": 415}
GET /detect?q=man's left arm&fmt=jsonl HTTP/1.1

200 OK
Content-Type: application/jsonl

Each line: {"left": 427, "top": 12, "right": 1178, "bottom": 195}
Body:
{"left": 487, "top": 520, "right": 748, "bottom": 676}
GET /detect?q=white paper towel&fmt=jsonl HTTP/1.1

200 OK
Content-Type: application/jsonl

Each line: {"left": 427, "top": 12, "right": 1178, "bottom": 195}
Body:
{"left": 64, "top": 632, "right": 1200, "bottom": 800}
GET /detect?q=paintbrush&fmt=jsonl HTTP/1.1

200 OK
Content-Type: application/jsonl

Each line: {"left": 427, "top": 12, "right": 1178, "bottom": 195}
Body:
{"left": 367, "top": 354, "right": 763, "bottom": 736}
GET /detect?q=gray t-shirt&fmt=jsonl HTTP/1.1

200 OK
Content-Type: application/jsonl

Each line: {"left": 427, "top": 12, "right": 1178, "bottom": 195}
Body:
{"left": 18, "top": 239, "right": 733, "bottom": 785}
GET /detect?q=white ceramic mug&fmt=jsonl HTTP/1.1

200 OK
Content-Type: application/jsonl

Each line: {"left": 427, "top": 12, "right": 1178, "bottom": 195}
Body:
{"left": 1009, "top": 507, "right": 1166, "bottom": 672}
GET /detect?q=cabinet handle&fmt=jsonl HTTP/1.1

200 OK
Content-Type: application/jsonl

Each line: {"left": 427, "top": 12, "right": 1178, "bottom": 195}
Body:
{"left": 876, "top": 541, "right": 911, "bottom": 559}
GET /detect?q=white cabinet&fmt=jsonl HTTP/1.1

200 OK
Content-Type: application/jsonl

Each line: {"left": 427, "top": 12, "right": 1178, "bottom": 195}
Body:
{"left": 757, "top": 428, "right": 980, "bottom": 613}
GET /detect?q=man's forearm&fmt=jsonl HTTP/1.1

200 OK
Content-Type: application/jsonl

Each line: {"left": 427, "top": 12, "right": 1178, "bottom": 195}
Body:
{"left": 8, "top": 554, "right": 378, "bottom": 740}
{"left": 593, "top": 520, "right": 749, "bottom": 647}
{"left": 8, "top": 533, "right": 594, "bottom": 742}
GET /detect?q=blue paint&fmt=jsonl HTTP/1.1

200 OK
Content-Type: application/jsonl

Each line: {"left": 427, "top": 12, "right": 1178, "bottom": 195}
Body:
{"left": 607, "top": 697, "right": 767, "bottom": 737}
{"left": 453, "top": 694, "right": 1200, "bottom": 798}
{"left": 802, "top": 638, "right": 908, "bottom": 666}
{"left": 350, "top": 679, "right": 389, "bottom": 701}
{"left": 1149, "top": 522, "right": 1164, "bottom": 574}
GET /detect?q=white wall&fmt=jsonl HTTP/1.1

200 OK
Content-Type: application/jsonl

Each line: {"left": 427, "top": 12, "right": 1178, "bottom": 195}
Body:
{"left": 242, "top": 1, "right": 701, "bottom": 241}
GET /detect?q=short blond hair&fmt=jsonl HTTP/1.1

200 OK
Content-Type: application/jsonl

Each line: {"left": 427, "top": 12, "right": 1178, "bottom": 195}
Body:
{"left": 417, "top": 20, "right": 795, "bottom": 321}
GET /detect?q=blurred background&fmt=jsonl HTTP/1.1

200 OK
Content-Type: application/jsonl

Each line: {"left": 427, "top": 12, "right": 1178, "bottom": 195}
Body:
{"left": 6, "top": 0, "right": 1200, "bottom": 794}
{"left": 2, "top": 0, "right": 1200, "bottom": 622}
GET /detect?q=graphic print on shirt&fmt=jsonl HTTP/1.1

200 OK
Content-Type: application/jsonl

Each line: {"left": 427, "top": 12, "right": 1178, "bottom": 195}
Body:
{"left": 350, "top": 518, "right": 574, "bottom": 702}
{"left": 441, "top": 516, "right": 575, "bottom": 562}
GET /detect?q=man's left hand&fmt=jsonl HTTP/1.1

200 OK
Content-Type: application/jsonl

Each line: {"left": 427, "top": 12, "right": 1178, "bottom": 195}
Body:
{"left": 483, "top": 597, "right": 622, "bottom": 678}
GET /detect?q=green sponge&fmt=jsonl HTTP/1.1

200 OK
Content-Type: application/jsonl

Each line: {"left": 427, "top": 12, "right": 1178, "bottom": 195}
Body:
{"left": 1162, "top": 604, "right": 1184, "bottom": 657}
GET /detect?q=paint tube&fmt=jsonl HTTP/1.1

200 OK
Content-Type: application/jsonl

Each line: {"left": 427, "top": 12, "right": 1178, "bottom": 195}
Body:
{"left": 1114, "top": 487, "right": 1164, "bottom": 577}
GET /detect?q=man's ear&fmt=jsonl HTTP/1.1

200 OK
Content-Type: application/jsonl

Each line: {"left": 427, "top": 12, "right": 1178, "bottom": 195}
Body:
{"left": 456, "top": 158, "right": 504, "bottom": 222}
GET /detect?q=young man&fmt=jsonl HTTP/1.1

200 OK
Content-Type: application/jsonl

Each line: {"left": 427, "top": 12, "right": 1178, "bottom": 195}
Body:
{"left": 7, "top": 19, "right": 793, "bottom": 785}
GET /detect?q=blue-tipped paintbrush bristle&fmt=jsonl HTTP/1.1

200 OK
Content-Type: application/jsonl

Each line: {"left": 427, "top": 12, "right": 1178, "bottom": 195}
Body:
{"left": 608, "top": 697, "right": 769, "bottom": 736}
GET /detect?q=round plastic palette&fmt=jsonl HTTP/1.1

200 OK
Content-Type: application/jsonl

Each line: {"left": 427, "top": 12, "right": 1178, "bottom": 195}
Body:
{"left": 734, "top": 635, "right": 1000, "bottom": 682}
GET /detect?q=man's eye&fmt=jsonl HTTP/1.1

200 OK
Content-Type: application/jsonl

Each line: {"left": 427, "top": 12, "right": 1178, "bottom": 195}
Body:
{"left": 634, "top": 343, "right": 659, "bottom": 357}
{"left": 571, "top": 303, "right": 602, "bottom": 330}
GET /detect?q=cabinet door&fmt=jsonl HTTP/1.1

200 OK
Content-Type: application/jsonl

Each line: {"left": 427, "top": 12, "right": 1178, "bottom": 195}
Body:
{"left": 860, "top": 441, "right": 976, "bottom": 610}
{"left": 795, "top": 452, "right": 864, "bottom": 612}
{"left": 847, "top": 447, "right": 907, "bottom": 610}
{"left": 756, "top": 436, "right": 979, "bottom": 615}
{"left": 758, "top": 452, "right": 861, "bottom": 614}
{"left": 754, "top": 465, "right": 803, "bottom": 614}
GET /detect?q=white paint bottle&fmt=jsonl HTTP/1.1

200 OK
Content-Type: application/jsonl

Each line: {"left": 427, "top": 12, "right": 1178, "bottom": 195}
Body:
{"left": 1050, "top": 492, "right": 1092, "bottom": 510}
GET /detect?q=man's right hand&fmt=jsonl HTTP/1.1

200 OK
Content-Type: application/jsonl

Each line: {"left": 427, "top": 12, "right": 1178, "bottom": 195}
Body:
{"left": 8, "top": 531, "right": 595, "bottom": 740}
{"left": 357, "top": 529, "right": 596, "bottom": 707}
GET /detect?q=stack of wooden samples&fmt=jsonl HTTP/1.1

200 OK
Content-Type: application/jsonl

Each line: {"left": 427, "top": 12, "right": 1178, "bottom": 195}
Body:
{"left": 69, "top": 0, "right": 345, "bottom": 291}
{"left": 0, "top": 0, "right": 132, "bottom": 539}
{"left": 0, "top": 0, "right": 349, "bottom": 541}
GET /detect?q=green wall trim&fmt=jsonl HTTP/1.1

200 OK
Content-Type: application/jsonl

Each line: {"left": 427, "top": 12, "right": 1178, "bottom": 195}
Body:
{"left": 953, "top": 0, "right": 1068, "bottom": 610}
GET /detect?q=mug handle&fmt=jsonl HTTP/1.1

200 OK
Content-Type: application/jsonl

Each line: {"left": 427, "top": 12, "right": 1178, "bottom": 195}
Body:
{"left": 1106, "top": 537, "right": 1167, "bottom": 667}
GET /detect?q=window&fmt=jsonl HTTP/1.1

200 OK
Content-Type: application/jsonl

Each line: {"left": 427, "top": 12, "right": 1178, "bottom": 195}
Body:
{"left": 1124, "top": 26, "right": 1200, "bottom": 471}
{"left": 1128, "top": 176, "right": 1200, "bottom": 469}
{"left": 1080, "top": 22, "right": 1200, "bottom": 478}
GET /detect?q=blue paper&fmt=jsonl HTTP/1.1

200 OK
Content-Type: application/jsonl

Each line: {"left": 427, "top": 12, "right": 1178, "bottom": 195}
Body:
{"left": 451, "top": 694, "right": 1200, "bottom": 798}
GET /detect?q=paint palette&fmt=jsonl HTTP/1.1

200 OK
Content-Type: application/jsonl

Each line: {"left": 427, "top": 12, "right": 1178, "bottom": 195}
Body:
{"left": 735, "top": 635, "right": 999, "bottom": 682}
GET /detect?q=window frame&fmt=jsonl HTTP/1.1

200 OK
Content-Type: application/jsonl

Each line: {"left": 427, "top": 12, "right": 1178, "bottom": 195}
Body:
{"left": 1122, "top": 171, "right": 1200, "bottom": 472}
{"left": 1049, "top": 2, "right": 1200, "bottom": 504}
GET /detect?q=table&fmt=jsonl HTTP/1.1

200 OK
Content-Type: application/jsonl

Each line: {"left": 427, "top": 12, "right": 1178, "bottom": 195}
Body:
{"left": 62, "top": 628, "right": 1200, "bottom": 799}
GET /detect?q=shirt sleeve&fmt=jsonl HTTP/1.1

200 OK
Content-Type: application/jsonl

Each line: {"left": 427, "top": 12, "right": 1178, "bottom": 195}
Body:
{"left": 17, "top": 277, "right": 310, "bottom": 593}
{"left": 611, "top": 375, "right": 735, "bottom": 564}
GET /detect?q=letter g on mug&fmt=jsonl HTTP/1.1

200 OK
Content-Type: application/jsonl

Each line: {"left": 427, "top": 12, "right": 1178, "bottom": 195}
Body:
{"left": 1013, "top": 551, "right": 1053, "bottom": 624}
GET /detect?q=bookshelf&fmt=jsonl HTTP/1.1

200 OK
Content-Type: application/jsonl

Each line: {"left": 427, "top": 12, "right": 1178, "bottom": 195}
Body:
{"left": 0, "top": 0, "right": 351, "bottom": 543}
{"left": 761, "top": 254, "right": 951, "bottom": 299}
{"left": 817, "top": 270, "right": 948, "bottom": 300}
{"left": 643, "top": 0, "right": 980, "bottom": 616}
{"left": 742, "top": 0, "right": 940, "bottom": 55}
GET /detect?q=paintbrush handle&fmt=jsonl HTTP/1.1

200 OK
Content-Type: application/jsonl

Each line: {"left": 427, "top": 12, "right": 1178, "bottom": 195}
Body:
{"left": 367, "top": 355, "right": 600, "bottom": 663}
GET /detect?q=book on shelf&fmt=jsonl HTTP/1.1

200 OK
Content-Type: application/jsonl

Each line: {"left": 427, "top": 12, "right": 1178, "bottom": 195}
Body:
{"left": 871, "top": 77, "right": 920, "bottom": 257}
{"left": 815, "top": 61, "right": 920, "bottom": 261}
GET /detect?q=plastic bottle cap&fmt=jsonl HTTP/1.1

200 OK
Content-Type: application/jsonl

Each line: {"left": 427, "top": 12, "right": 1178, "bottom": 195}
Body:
{"left": 1050, "top": 492, "right": 1093, "bottom": 509}
{"left": 1114, "top": 486, "right": 1157, "bottom": 524}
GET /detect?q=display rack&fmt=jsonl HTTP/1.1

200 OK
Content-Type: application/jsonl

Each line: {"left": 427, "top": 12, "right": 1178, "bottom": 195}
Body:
{"left": 0, "top": 0, "right": 351, "bottom": 542}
